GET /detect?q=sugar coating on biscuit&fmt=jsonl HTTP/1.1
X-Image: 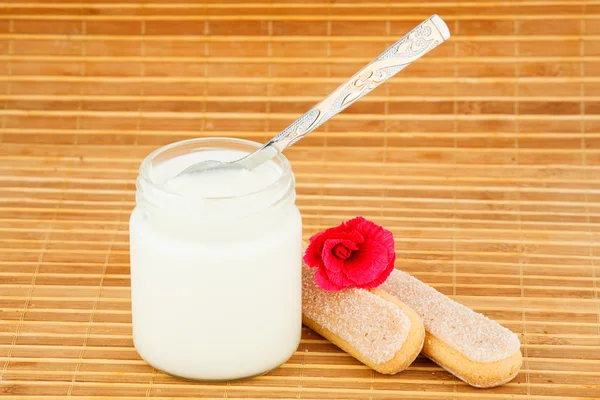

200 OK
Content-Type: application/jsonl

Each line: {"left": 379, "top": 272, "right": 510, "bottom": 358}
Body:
{"left": 302, "top": 267, "right": 411, "bottom": 364}
{"left": 382, "top": 269, "right": 521, "bottom": 363}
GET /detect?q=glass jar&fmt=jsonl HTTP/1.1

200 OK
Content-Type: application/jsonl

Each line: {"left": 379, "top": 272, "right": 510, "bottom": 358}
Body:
{"left": 129, "top": 138, "right": 302, "bottom": 381}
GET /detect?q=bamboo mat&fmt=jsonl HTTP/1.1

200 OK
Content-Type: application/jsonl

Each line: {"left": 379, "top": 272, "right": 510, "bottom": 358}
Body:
{"left": 0, "top": 0, "right": 599, "bottom": 399}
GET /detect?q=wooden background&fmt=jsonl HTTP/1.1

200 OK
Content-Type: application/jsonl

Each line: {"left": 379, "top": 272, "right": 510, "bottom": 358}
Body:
{"left": 1, "top": 0, "right": 599, "bottom": 399}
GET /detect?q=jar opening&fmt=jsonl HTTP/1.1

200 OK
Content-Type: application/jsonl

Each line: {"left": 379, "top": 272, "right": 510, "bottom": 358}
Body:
{"left": 136, "top": 138, "right": 295, "bottom": 221}
{"left": 140, "top": 137, "right": 292, "bottom": 200}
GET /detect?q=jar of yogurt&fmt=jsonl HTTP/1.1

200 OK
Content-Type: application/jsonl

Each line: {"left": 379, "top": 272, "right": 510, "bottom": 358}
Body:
{"left": 129, "top": 138, "right": 302, "bottom": 381}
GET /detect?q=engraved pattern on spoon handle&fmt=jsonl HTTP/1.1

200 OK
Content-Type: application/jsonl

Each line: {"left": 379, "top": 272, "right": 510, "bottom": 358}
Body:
{"left": 268, "top": 15, "right": 448, "bottom": 152}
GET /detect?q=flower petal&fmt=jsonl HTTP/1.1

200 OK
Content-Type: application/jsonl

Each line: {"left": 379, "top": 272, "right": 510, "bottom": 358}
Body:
{"left": 342, "top": 239, "right": 389, "bottom": 285}
{"left": 357, "top": 257, "right": 395, "bottom": 289}
{"left": 303, "top": 228, "right": 334, "bottom": 269}
{"left": 327, "top": 230, "right": 364, "bottom": 247}
{"left": 343, "top": 216, "right": 368, "bottom": 231}
{"left": 321, "top": 239, "right": 347, "bottom": 272}
{"left": 314, "top": 267, "right": 345, "bottom": 291}
{"left": 303, "top": 239, "right": 325, "bottom": 269}
{"left": 333, "top": 243, "right": 352, "bottom": 260}
{"left": 324, "top": 266, "right": 355, "bottom": 288}
{"left": 356, "top": 218, "right": 394, "bottom": 245}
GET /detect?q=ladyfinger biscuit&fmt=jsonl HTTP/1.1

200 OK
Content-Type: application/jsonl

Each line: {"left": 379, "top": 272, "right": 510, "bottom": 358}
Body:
{"left": 302, "top": 266, "right": 425, "bottom": 374}
{"left": 382, "top": 269, "right": 522, "bottom": 388}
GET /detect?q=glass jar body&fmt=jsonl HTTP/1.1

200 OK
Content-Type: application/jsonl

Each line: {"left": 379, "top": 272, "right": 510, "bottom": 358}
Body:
{"left": 129, "top": 138, "right": 302, "bottom": 381}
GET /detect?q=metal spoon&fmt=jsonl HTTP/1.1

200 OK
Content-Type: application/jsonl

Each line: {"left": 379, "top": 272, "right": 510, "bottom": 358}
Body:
{"left": 178, "top": 14, "right": 450, "bottom": 176}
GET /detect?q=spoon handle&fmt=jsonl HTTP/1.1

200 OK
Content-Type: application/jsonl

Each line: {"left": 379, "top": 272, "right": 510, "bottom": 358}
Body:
{"left": 268, "top": 15, "right": 450, "bottom": 152}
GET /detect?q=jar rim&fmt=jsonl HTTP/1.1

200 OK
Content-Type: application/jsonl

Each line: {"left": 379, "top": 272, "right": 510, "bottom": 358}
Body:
{"left": 139, "top": 137, "right": 294, "bottom": 201}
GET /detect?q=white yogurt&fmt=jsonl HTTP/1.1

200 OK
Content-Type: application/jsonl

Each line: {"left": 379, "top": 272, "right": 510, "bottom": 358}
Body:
{"left": 130, "top": 139, "right": 302, "bottom": 381}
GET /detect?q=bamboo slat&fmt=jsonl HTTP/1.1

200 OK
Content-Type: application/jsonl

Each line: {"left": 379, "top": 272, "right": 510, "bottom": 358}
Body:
{"left": 0, "top": 1, "right": 599, "bottom": 399}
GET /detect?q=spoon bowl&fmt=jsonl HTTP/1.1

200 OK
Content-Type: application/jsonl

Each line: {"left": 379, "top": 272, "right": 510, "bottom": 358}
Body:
{"left": 179, "top": 141, "right": 280, "bottom": 175}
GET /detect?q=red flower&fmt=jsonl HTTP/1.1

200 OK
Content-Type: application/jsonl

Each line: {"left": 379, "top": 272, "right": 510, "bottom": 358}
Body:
{"left": 303, "top": 216, "right": 396, "bottom": 291}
